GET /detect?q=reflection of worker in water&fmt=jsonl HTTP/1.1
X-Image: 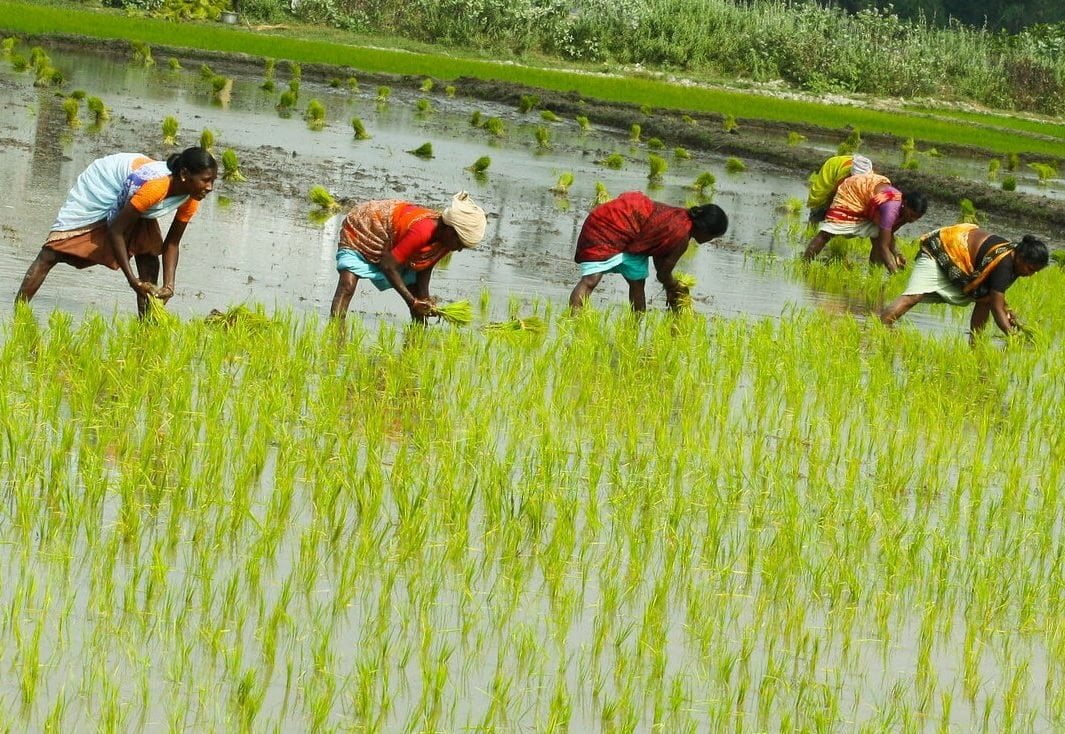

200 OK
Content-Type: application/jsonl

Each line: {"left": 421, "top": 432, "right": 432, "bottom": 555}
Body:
{"left": 569, "top": 191, "right": 728, "bottom": 312}
{"left": 881, "top": 223, "right": 1048, "bottom": 340}
{"left": 802, "top": 173, "right": 927, "bottom": 274}
{"left": 806, "top": 153, "right": 873, "bottom": 222}
{"left": 16, "top": 147, "right": 217, "bottom": 315}
{"left": 329, "top": 192, "right": 487, "bottom": 322}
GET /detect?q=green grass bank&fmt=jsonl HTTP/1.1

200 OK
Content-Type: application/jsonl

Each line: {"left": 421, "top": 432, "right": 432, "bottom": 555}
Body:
{"left": 2, "top": 0, "right": 1064, "bottom": 159}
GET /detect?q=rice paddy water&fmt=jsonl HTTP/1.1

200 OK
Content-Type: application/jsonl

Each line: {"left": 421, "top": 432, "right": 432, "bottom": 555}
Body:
{"left": 1, "top": 36, "right": 1064, "bottom": 732}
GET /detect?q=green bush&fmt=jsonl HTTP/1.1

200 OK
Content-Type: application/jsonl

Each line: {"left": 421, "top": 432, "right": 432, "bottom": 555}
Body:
{"left": 240, "top": 0, "right": 288, "bottom": 22}
{"left": 153, "top": 0, "right": 227, "bottom": 21}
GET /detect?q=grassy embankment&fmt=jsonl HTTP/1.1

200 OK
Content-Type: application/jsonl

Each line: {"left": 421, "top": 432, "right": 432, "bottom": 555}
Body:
{"left": 1, "top": 0, "right": 1063, "bottom": 159}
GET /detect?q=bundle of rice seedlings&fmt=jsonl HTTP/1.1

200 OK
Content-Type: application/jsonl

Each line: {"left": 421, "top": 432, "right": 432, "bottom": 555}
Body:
{"left": 672, "top": 272, "right": 696, "bottom": 310}
{"left": 484, "top": 316, "right": 546, "bottom": 334}
{"left": 199, "top": 128, "right": 215, "bottom": 151}
{"left": 34, "top": 65, "right": 62, "bottom": 87}
{"left": 375, "top": 85, "right": 391, "bottom": 102}
{"left": 535, "top": 126, "right": 551, "bottom": 149}
{"left": 161, "top": 116, "right": 179, "bottom": 146}
{"left": 722, "top": 114, "right": 738, "bottom": 133}
{"left": 518, "top": 94, "right": 539, "bottom": 113}
{"left": 28, "top": 46, "right": 48, "bottom": 69}
{"left": 466, "top": 156, "right": 491, "bottom": 173}
{"left": 420, "top": 78, "right": 433, "bottom": 92}
{"left": 550, "top": 172, "right": 574, "bottom": 196}
{"left": 221, "top": 149, "right": 246, "bottom": 182}
{"left": 144, "top": 295, "right": 178, "bottom": 326}
{"left": 62, "top": 98, "right": 81, "bottom": 128}
{"left": 444, "top": 85, "right": 456, "bottom": 97}
{"left": 600, "top": 153, "right": 624, "bottom": 170}
{"left": 575, "top": 115, "right": 590, "bottom": 131}
{"left": 199, "top": 63, "right": 215, "bottom": 80}
{"left": 484, "top": 117, "right": 505, "bottom": 137}
{"left": 276, "top": 91, "right": 297, "bottom": 112}
{"left": 87, "top": 96, "right": 109, "bottom": 123}
{"left": 167, "top": 57, "right": 182, "bottom": 71}
{"left": 837, "top": 127, "right": 862, "bottom": 155}
{"left": 416, "top": 98, "right": 433, "bottom": 114}
{"left": 204, "top": 304, "right": 272, "bottom": 331}
{"left": 407, "top": 142, "right": 433, "bottom": 159}
{"left": 351, "top": 118, "right": 371, "bottom": 140}
{"left": 647, "top": 137, "right": 664, "bottom": 150}
{"left": 432, "top": 301, "right": 473, "bottom": 324}
{"left": 674, "top": 272, "right": 696, "bottom": 289}
{"left": 1028, "top": 162, "right": 1057, "bottom": 185}
{"left": 690, "top": 172, "right": 716, "bottom": 194}
{"left": 673, "top": 147, "right": 691, "bottom": 160}
{"left": 305, "top": 99, "right": 326, "bottom": 130}
{"left": 540, "top": 110, "right": 559, "bottom": 122}
{"left": 787, "top": 131, "right": 806, "bottom": 145}
{"left": 647, "top": 154, "right": 668, "bottom": 183}
{"left": 629, "top": 123, "right": 641, "bottom": 143}
{"left": 211, "top": 76, "right": 233, "bottom": 105}
{"left": 130, "top": 40, "right": 154, "bottom": 67}
{"left": 308, "top": 185, "right": 340, "bottom": 212}
{"left": 593, "top": 181, "right": 611, "bottom": 205}
{"left": 725, "top": 157, "right": 746, "bottom": 173}
{"left": 469, "top": 110, "right": 483, "bottom": 127}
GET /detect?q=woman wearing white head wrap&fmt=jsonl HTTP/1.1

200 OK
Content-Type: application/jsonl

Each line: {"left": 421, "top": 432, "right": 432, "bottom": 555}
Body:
{"left": 806, "top": 154, "right": 875, "bottom": 223}
{"left": 442, "top": 191, "right": 487, "bottom": 248}
{"left": 330, "top": 192, "right": 488, "bottom": 322}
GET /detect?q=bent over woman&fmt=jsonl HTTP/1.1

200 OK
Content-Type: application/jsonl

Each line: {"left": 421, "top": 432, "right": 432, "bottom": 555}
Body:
{"left": 569, "top": 191, "right": 728, "bottom": 312}
{"left": 881, "top": 223, "right": 1049, "bottom": 341}
{"left": 329, "top": 192, "right": 487, "bottom": 322}
{"left": 802, "top": 172, "right": 926, "bottom": 273}
{"left": 16, "top": 147, "right": 217, "bottom": 314}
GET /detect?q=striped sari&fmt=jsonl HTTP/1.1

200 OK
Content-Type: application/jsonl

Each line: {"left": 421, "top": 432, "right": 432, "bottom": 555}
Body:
{"left": 918, "top": 223, "right": 1013, "bottom": 297}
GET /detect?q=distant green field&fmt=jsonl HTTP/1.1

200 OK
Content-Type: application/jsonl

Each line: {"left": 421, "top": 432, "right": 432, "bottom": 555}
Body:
{"left": 2, "top": 0, "right": 1063, "bottom": 158}
{"left": 903, "top": 104, "right": 1065, "bottom": 143}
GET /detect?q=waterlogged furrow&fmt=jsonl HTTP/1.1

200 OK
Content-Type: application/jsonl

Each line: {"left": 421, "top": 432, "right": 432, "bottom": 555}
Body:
{"left": 0, "top": 299, "right": 1062, "bottom": 731}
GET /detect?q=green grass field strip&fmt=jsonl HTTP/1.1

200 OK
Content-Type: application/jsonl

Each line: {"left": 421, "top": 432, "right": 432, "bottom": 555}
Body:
{"left": 1, "top": 1, "right": 1059, "bottom": 157}
{"left": 902, "top": 104, "right": 1065, "bottom": 143}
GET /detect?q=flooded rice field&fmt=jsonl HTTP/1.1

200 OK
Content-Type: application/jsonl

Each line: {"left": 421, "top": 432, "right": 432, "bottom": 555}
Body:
{"left": 1, "top": 39, "right": 1065, "bottom": 733}
{"left": 4, "top": 42, "right": 1056, "bottom": 333}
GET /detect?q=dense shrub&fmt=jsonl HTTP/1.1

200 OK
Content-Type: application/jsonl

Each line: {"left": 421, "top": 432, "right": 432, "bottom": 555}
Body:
{"left": 239, "top": 0, "right": 288, "bottom": 22}
{"left": 299, "top": 0, "right": 1065, "bottom": 113}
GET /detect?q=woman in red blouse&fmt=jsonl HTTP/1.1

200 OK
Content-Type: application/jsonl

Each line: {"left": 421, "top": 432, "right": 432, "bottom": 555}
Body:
{"left": 329, "top": 192, "right": 487, "bottom": 321}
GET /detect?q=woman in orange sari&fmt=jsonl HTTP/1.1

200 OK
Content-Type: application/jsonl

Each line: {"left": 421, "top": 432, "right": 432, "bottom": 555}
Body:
{"left": 16, "top": 147, "right": 217, "bottom": 314}
{"left": 802, "top": 172, "right": 926, "bottom": 274}
{"left": 329, "top": 192, "right": 487, "bottom": 321}
{"left": 881, "top": 224, "right": 1048, "bottom": 340}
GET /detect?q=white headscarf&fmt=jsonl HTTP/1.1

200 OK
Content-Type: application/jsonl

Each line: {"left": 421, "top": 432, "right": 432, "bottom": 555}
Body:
{"left": 442, "top": 191, "right": 487, "bottom": 248}
{"left": 850, "top": 154, "right": 873, "bottom": 176}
